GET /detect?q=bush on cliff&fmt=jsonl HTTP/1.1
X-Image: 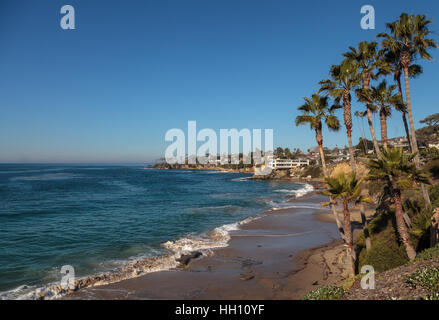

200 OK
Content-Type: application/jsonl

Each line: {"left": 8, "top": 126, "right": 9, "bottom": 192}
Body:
{"left": 358, "top": 227, "right": 409, "bottom": 273}
{"left": 302, "top": 285, "right": 345, "bottom": 300}
{"left": 356, "top": 210, "right": 409, "bottom": 273}
{"left": 415, "top": 244, "right": 439, "bottom": 262}
{"left": 406, "top": 266, "right": 439, "bottom": 299}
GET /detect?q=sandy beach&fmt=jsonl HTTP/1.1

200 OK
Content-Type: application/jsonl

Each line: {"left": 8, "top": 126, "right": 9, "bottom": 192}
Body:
{"left": 63, "top": 192, "right": 355, "bottom": 300}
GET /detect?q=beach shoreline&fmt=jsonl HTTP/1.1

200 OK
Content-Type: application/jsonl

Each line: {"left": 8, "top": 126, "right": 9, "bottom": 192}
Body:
{"left": 64, "top": 191, "right": 347, "bottom": 300}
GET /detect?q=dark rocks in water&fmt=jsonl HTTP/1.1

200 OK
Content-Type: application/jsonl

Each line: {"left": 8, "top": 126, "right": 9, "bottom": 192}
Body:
{"left": 177, "top": 251, "right": 203, "bottom": 266}
{"left": 251, "top": 169, "right": 290, "bottom": 180}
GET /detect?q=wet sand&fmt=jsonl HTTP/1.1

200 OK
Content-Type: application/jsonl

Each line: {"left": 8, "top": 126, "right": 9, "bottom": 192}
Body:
{"left": 65, "top": 193, "right": 347, "bottom": 300}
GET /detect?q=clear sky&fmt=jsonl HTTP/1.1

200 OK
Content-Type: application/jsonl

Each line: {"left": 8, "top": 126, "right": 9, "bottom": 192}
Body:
{"left": 1, "top": 0, "right": 438, "bottom": 163}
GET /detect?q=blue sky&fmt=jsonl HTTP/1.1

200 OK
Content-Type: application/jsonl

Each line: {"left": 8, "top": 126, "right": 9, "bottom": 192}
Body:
{"left": 0, "top": 0, "right": 438, "bottom": 163}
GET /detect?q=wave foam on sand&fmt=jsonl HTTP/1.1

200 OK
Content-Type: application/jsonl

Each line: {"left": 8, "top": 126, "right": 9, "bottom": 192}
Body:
{"left": 0, "top": 217, "right": 260, "bottom": 300}
{"left": 1, "top": 183, "right": 314, "bottom": 300}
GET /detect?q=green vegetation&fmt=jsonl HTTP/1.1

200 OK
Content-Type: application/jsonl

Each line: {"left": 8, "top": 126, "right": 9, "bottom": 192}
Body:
{"left": 406, "top": 266, "right": 439, "bottom": 299}
{"left": 358, "top": 226, "right": 409, "bottom": 272}
{"left": 368, "top": 148, "right": 430, "bottom": 260}
{"left": 425, "top": 159, "right": 439, "bottom": 180}
{"left": 356, "top": 209, "right": 409, "bottom": 272}
{"left": 300, "top": 165, "right": 322, "bottom": 179}
{"left": 294, "top": 13, "right": 438, "bottom": 292}
{"left": 321, "top": 173, "right": 370, "bottom": 275}
{"left": 302, "top": 285, "right": 345, "bottom": 300}
{"left": 355, "top": 138, "right": 374, "bottom": 156}
{"left": 420, "top": 113, "right": 439, "bottom": 128}
{"left": 415, "top": 244, "right": 439, "bottom": 262}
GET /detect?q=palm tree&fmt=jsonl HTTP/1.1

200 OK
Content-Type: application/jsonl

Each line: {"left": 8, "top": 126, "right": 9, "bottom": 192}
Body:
{"left": 368, "top": 148, "right": 430, "bottom": 260}
{"left": 354, "top": 110, "right": 370, "bottom": 154}
{"left": 321, "top": 173, "right": 370, "bottom": 276}
{"left": 355, "top": 93, "right": 382, "bottom": 158}
{"left": 369, "top": 80, "right": 404, "bottom": 148}
{"left": 295, "top": 94, "right": 345, "bottom": 239}
{"left": 319, "top": 59, "right": 361, "bottom": 170}
{"left": 344, "top": 41, "right": 388, "bottom": 159}
{"left": 378, "top": 13, "right": 437, "bottom": 208}
{"left": 376, "top": 44, "right": 423, "bottom": 150}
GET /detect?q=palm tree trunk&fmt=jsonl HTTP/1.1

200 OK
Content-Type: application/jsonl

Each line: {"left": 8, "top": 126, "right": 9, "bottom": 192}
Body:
{"left": 346, "top": 88, "right": 371, "bottom": 251}
{"left": 402, "top": 113, "right": 412, "bottom": 151}
{"left": 343, "top": 93, "right": 356, "bottom": 171}
{"left": 343, "top": 200, "right": 355, "bottom": 276}
{"left": 403, "top": 67, "right": 432, "bottom": 209}
{"left": 366, "top": 108, "right": 382, "bottom": 159}
{"left": 359, "top": 191, "right": 371, "bottom": 251}
{"left": 316, "top": 129, "right": 345, "bottom": 241}
{"left": 346, "top": 128, "right": 356, "bottom": 170}
{"left": 393, "top": 186, "right": 417, "bottom": 260}
{"left": 379, "top": 105, "right": 388, "bottom": 148}
{"left": 395, "top": 75, "right": 412, "bottom": 151}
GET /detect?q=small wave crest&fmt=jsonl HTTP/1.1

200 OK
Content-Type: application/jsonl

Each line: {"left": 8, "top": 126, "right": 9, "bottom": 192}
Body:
{"left": 274, "top": 183, "right": 314, "bottom": 198}
{"left": 0, "top": 216, "right": 259, "bottom": 300}
{"left": 230, "top": 177, "right": 251, "bottom": 182}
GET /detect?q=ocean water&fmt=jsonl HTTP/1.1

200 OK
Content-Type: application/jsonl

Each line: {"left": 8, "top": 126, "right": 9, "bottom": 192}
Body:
{"left": 0, "top": 164, "right": 315, "bottom": 299}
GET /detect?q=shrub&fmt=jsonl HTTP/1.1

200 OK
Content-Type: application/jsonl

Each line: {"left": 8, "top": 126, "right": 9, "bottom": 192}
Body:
{"left": 329, "top": 162, "right": 369, "bottom": 179}
{"left": 429, "top": 184, "right": 439, "bottom": 208}
{"left": 302, "top": 285, "right": 345, "bottom": 300}
{"left": 406, "top": 266, "right": 439, "bottom": 299}
{"left": 358, "top": 226, "right": 409, "bottom": 273}
{"left": 415, "top": 244, "right": 439, "bottom": 262}
{"left": 300, "top": 165, "right": 322, "bottom": 178}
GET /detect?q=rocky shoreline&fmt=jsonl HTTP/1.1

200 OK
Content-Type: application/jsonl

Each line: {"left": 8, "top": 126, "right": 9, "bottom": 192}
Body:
{"left": 149, "top": 163, "right": 327, "bottom": 189}
{"left": 148, "top": 162, "right": 253, "bottom": 173}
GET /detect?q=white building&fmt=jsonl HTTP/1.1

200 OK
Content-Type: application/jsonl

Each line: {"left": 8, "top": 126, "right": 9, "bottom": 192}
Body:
{"left": 429, "top": 143, "right": 439, "bottom": 150}
{"left": 269, "top": 158, "right": 310, "bottom": 169}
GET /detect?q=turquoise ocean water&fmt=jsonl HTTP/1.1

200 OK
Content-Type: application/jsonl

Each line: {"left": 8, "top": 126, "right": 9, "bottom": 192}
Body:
{"left": 0, "top": 164, "right": 315, "bottom": 299}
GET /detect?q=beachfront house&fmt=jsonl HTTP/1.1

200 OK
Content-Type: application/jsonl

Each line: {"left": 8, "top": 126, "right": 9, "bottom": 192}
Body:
{"left": 269, "top": 158, "right": 310, "bottom": 170}
{"left": 385, "top": 137, "right": 411, "bottom": 149}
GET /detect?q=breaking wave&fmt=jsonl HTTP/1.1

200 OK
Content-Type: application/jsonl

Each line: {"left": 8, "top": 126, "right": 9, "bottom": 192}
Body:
{"left": 274, "top": 183, "right": 314, "bottom": 198}
{"left": 0, "top": 217, "right": 259, "bottom": 300}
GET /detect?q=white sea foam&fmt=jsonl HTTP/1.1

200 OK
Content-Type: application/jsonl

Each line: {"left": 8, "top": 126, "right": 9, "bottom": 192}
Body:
{"left": 163, "top": 216, "right": 258, "bottom": 255}
{"left": 269, "top": 204, "right": 324, "bottom": 211}
{"left": 274, "top": 183, "right": 314, "bottom": 198}
{"left": 1, "top": 183, "right": 313, "bottom": 300}
{"left": 231, "top": 177, "right": 251, "bottom": 182}
{"left": 0, "top": 215, "right": 259, "bottom": 300}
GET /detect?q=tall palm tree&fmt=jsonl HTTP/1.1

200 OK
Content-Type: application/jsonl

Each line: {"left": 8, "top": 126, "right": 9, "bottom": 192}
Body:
{"left": 369, "top": 80, "right": 404, "bottom": 148}
{"left": 321, "top": 173, "right": 370, "bottom": 276}
{"left": 319, "top": 59, "right": 361, "bottom": 170}
{"left": 368, "top": 148, "right": 430, "bottom": 261}
{"left": 378, "top": 13, "right": 437, "bottom": 208}
{"left": 354, "top": 110, "right": 370, "bottom": 155}
{"left": 295, "top": 94, "right": 345, "bottom": 240}
{"left": 344, "top": 41, "right": 388, "bottom": 159}
{"left": 377, "top": 45, "right": 423, "bottom": 150}
{"left": 355, "top": 93, "right": 382, "bottom": 158}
